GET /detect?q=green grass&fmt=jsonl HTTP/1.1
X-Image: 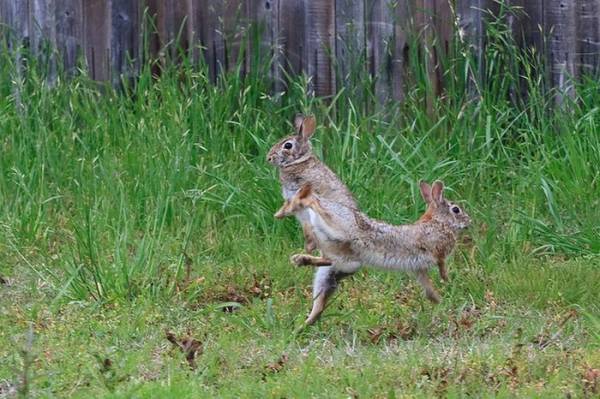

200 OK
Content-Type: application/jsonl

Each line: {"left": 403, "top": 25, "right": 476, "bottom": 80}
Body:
{"left": 1, "top": 9, "right": 599, "bottom": 397}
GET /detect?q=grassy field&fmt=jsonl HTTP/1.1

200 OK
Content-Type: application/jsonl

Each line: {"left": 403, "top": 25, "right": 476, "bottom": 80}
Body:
{"left": 1, "top": 20, "right": 599, "bottom": 398}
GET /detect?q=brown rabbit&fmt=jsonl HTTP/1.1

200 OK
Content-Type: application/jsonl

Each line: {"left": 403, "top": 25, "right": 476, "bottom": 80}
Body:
{"left": 277, "top": 180, "right": 471, "bottom": 324}
{"left": 267, "top": 114, "right": 358, "bottom": 253}
{"left": 267, "top": 114, "right": 360, "bottom": 324}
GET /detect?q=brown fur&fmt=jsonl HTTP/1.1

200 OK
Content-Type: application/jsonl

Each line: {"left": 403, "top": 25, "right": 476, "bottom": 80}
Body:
{"left": 269, "top": 116, "right": 470, "bottom": 324}
{"left": 278, "top": 180, "right": 471, "bottom": 322}
{"left": 267, "top": 115, "right": 358, "bottom": 254}
{"left": 418, "top": 208, "right": 434, "bottom": 223}
{"left": 268, "top": 115, "right": 361, "bottom": 324}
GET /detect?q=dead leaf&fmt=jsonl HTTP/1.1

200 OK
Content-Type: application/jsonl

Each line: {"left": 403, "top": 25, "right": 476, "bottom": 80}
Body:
{"left": 165, "top": 330, "right": 203, "bottom": 370}
{"left": 456, "top": 306, "right": 481, "bottom": 331}
{"left": 224, "top": 286, "right": 247, "bottom": 303}
{"left": 367, "top": 327, "right": 384, "bottom": 344}
{"left": 262, "top": 353, "right": 289, "bottom": 380}
{"left": 0, "top": 380, "right": 17, "bottom": 396}
{"left": 249, "top": 285, "right": 262, "bottom": 296}
{"left": 420, "top": 366, "right": 450, "bottom": 394}
{"left": 217, "top": 286, "right": 249, "bottom": 312}
{"left": 249, "top": 274, "right": 272, "bottom": 299}
{"left": 582, "top": 368, "right": 599, "bottom": 396}
{"left": 345, "top": 386, "right": 359, "bottom": 399}
{"left": 484, "top": 290, "right": 497, "bottom": 311}
{"left": 393, "top": 321, "right": 416, "bottom": 341}
{"left": 394, "top": 289, "right": 416, "bottom": 305}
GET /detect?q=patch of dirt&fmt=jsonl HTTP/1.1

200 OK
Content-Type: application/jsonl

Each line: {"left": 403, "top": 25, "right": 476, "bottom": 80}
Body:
{"left": 192, "top": 273, "right": 274, "bottom": 313}
{"left": 531, "top": 309, "right": 577, "bottom": 349}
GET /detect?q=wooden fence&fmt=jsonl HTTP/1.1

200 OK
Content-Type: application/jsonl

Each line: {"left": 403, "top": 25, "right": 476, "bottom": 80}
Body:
{"left": 1, "top": 1, "right": 599, "bottom": 101}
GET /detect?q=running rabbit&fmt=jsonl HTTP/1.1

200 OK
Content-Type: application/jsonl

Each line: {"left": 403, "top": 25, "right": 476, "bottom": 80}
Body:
{"left": 276, "top": 180, "right": 471, "bottom": 324}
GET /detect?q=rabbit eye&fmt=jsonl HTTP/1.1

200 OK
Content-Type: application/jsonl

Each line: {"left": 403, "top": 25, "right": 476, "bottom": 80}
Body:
{"left": 283, "top": 142, "right": 293, "bottom": 150}
{"left": 451, "top": 206, "right": 461, "bottom": 214}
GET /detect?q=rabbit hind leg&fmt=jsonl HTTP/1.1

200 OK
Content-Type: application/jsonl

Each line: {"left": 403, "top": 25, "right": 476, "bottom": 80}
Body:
{"left": 437, "top": 258, "right": 448, "bottom": 282}
{"left": 416, "top": 270, "right": 441, "bottom": 304}
{"left": 305, "top": 267, "right": 353, "bottom": 325}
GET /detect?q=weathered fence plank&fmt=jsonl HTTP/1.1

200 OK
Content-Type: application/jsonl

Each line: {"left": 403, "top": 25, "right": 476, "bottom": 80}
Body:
{"left": 143, "top": 0, "right": 163, "bottom": 77}
{"left": 335, "top": 0, "right": 364, "bottom": 94}
{"left": 223, "top": 0, "right": 247, "bottom": 73}
{"left": 279, "top": 0, "right": 306, "bottom": 78}
{"left": 504, "top": 0, "right": 525, "bottom": 47}
{"left": 83, "top": 0, "right": 110, "bottom": 81}
{"left": 435, "top": 0, "right": 454, "bottom": 99}
{"left": 545, "top": 0, "right": 578, "bottom": 103}
{"left": 391, "top": 0, "right": 412, "bottom": 102}
{"left": 305, "top": 0, "right": 335, "bottom": 96}
{"left": 521, "top": 0, "right": 545, "bottom": 54}
{"left": 366, "top": 0, "right": 395, "bottom": 103}
{"left": 172, "top": 0, "right": 193, "bottom": 57}
{"left": 456, "top": 0, "right": 487, "bottom": 95}
{"left": 197, "top": 1, "right": 223, "bottom": 79}
{"left": 577, "top": 0, "right": 600, "bottom": 76}
{"left": 416, "top": 0, "right": 441, "bottom": 106}
{"left": 248, "top": 0, "right": 282, "bottom": 90}
{"left": 434, "top": 0, "right": 453, "bottom": 58}
{"left": 111, "top": 0, "right": 140, "bottom": 84}
{"left": 0, "top": 2, "right": 9, "bottom": 32}
{"left": 0, "top": 0, "right": 28, "bottom": 110}
{"left": 11, "top": 0, "right": 30, "bottom": 46}
{"left": 196, "top": 1, "right": 220, "bottom": 80}
{"left": 195, "top": 0, "right": 246, "bottom": 80}
{"left": 30, "top": 0, "right": 57, "bottom": 81}
{"left": 55, "top": 0, "right": 83, "bottom": 75}
{"left": 30, "top": 0, "right": 56, "bottom": 51}
{"left": 0, "top": 1, "right": 15, "bottom": 45}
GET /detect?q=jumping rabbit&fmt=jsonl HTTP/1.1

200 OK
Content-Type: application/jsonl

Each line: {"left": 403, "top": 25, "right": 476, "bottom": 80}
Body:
{"left": 276, "top": 180, "right": 471, "bottom": 324}
{"left": 267, "top": 114, "right": 361, "bottom": 324}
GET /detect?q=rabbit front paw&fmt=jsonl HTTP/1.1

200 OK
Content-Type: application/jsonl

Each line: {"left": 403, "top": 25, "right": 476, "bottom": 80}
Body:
{"left": 290, "top": 254, "right": 333, "bottom": 267}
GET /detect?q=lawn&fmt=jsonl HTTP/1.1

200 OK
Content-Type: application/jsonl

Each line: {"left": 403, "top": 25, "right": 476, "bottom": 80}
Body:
{"left": 0, "top": 29, "right": 599, "bottom": 398}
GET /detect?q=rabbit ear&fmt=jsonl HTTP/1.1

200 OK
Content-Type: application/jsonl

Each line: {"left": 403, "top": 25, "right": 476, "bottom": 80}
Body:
{"left": 431, "top": 181, "right": 444, "bottom": 204}
{"left": 294, "top": 114, "right": 305, "bottom": 134}
{"left": 295, "top": 114, "right": 316, "bottom": 141}
{"left": 419, "top": 181, "right": 433, "bottom": 203}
